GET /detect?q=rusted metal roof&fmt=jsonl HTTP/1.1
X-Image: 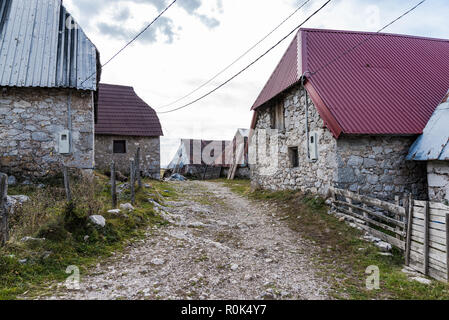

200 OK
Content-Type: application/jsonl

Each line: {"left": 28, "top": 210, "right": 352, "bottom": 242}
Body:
{"left": 95, "top": 84, "right": 163, "bottom": 137}
{"left": 0, "top": 0, "right": 99, "bottom": 91}
{"left": 407, "top": 93, "right": 449, "bottom": 161}
{"left": 252, "top": 28, "right": 449, "bottom": 138}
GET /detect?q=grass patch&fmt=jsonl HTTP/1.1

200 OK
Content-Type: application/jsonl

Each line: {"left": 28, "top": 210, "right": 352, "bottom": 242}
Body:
{"left": 221, "top": 179, "right": 449, "bottom": 300}
{"left": 0, "top": 173, "right": 169, "bottom": 300}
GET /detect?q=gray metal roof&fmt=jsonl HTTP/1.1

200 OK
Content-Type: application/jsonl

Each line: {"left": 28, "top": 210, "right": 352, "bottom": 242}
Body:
{"left": 0, "top": 0, "right": 99, "bottom": 91}
{"left": 407, "top": 92, "right": 449, "bottom": 161}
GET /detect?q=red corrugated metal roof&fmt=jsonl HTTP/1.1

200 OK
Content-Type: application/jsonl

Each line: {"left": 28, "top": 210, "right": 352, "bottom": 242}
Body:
{"left": 95, "top": 83, "right": 163, "bottom": 137}
{"left": 252, "top": 28, "right": 449, "bottom": 137}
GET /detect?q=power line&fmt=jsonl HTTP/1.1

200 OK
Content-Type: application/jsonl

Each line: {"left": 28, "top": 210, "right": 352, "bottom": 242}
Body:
{"left": 80, "top": 0, "right": 177, "bottom": 87}
{"left": 309, "top": 0, "right": 426, "bottom": 76}
{"left": 157, "top": 0, "right": 332, "bottom": 114}
{"left": 156, "top": 0, "right": 312, "bottom": 110}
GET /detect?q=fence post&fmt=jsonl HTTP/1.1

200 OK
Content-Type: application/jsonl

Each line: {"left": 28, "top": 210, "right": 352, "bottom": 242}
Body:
{"left": 63, "top": 166, "right": 72, "bottom": 202}
{"left": 135, "top": 147, "right": 142, "bottom": 189}
{"left": 0, "top": 173, "right": 8, "bottom": 246}
{"left": 111, "top": 161, "right": 117, "bottom": 208}
{"left": 444, "top": 213, "right": 449, "bottom": 283}
{"left": 404, "top": 194, "right": 412, "bottom": 266}
{"left": 395, "top": 196, "right": 401, "bottom": 240}
{"left": 446, "top": 213, "right": 449, "bottom": 283}
{"left": 423, "top": 201, "right": 429, "bottom": 276}
{"left": 130, "top": 160, "right": 135, "bottom": 205}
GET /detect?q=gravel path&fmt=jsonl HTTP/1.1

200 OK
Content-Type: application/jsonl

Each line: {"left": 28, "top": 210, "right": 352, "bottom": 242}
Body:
{"left": 44, "top": 181, "right": 329, "bottom": 300}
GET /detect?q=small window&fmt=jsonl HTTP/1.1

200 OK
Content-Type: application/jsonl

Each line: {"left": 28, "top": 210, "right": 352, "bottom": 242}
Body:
{"left": 113, "top": 140, "right": 126, "bottom": 154}
{"left": 288, "top": 147, "right": 299, "bottom": 168}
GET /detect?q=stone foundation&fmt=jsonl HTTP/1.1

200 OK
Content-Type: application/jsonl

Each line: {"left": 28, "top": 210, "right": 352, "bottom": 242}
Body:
{"left": 427, "top": 161, "right": 449, "bottom": 203}
{"left": 0, "top": 87, "right": 94, "bottom": 180}
{"left": 251, "top": 84, "right": 428, "bottom": 201}
{"left": 95, "top": 135, "right": 161, "bottom": 179}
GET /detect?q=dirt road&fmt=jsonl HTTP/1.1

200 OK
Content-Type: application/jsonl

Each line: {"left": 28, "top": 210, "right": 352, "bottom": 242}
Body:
{"left": 45, "top": 181, "right": 329, "bottom": 300}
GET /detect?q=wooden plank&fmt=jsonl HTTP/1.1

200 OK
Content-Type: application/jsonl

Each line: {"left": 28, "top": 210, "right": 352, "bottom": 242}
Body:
{"left": 412, "top": 224, "right": 446, "bottom": 241}
{"left": 446, "top": 213, "right": 449, "bottom": 283}
{"left": 423, "top": 201, "right": 429, "bottom": 276}
{"left": 430, "top": 202, "right": 449, "bottom": 211}
{"left": 111, "top": 161, "right": 117, "bottom": 208}
{"left": 412, "top": 217, "right": 446, "bottom": 231}
{"left": 0, "top": 173, "right": 8, "bottom": 246}
{"left": 415, "top": 206, "right": 449, "bottom": 218}
{"left": 130, "top": 160, "right": 135, "bottom": 205}
{"left": 331, "top": 187, "right": 406, "bottom": 216}
{"left": 333, "top": 200, "right": 405, "bottom": 228}
{"left": 411, "top": 234, "right": 446, "bottom": 252}
{"left": 63, "top": 166, "right": 72, "bottom": 202}
{"left": 357, "top": 223, "right": 405, "bottom": 250}
{"left": 410, "top": 243, "right": 447, "bottom": 269}
{"left": 413, "top": 200, "right": 428, "bottom": 208}
{"left": 135, "top": 147, "right": 142, "bottom": 189}
{"left": 409, "top": 260, "right": 447, "bottom": 282}
{"left": 405, "top": 194, "right": 412, "bottom": 266}
{"left": 333, "top": 205, "right": 401, "bottom": 235}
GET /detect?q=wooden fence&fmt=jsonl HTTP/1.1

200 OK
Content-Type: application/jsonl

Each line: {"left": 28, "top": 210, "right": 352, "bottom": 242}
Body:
{"left": 329, "top": 187, "right": 407, "bottom": 250}
{"left": 406, "top": 200, "right": 449, "bottom": 282}
{"left": 330, "top": 187, "right": 449, "bottom": 282}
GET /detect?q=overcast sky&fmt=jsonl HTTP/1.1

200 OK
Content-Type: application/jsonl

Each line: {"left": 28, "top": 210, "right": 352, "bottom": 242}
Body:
{"left": 64, "top": 0, "right": 449, "bottom": 166}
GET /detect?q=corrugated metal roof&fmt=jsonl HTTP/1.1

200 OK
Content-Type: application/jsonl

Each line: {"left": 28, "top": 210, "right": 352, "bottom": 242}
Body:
{"left": 251, "top": 35, "right": 298, "bottom": 110}
{"left": 0, "top": 0, "right": 99, "bottom": 91}
{"left": 95, "top": 83, "right": 163, "bottom": 137}
{"left": 251, "top": 28, "right": 449, "bottom": 137}
{"left": 407, "top": 93, "right": 449, "bottom": 161}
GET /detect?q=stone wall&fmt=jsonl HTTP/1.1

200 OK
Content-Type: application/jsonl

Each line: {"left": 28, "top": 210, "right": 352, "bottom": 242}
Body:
{"left": 251, "top": 85, "right": 337, "bottom": 196}
{"left": 95, "top": 135, "right": 161, "bottom": 179}
{"left": 0, "top": 87, "right": 94, "bottom": 180}
{"left": 251, "top": 84, "right": 428, "bottom": 201}
{"left": 427, "top": 161, "right": 449, "bottom": 203}
{"left": 335, "top": 136, "right": 428, "bottom": 201}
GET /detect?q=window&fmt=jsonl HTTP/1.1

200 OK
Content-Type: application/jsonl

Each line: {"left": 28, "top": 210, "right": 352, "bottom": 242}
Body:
{"left": 288, "top": 147, "right": 299, "bottom": 168}
{"left": 113, "top": 140, "right": 126, "bottom": 154}
{"left": 271, "top": 102, "right": 285, "bottom": 131}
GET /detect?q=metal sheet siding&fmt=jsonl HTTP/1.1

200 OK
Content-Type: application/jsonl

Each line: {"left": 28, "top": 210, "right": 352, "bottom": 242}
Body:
{"left": 252, "top": 28, "right": 449, "bottom": 136}
{"left": 407, "top": 100, "right": 449, "bottom": 161}
{"left": 0, "top": 0, "right": 97, "bottom": 91}
{"left": 251, "top": 35, "right": 299, "bottom": 110}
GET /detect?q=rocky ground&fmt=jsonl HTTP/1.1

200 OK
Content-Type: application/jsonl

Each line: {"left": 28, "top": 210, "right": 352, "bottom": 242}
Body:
{"left": 34, "top": 181, "right": 330, "bottom": 300}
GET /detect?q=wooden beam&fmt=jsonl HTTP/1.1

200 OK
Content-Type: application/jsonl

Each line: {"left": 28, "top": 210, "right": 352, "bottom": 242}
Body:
{"left": 423, "top": 201, "right": 430, "bottom": 276}
{"left": 330, "top": 187, "right": 406, "bottom": 216}
{"left": 405, "top": 194, "right": 412, "bottom": 266}
{"left": 111, "top": 161, "right": 117, "bottom": 208}
{"left": 0, "top": 173, "right": 8, "bottom": 246}
{"left": 446, "top": 213, "right": 449, "bottom": 282}
{"left": 63, "top": 166, "right": 71, "bottom": 202}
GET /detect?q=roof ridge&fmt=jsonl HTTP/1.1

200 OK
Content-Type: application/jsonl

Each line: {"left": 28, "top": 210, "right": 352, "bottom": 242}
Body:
{"left": 300, "top": 28, "right": 449, "bottom": 43}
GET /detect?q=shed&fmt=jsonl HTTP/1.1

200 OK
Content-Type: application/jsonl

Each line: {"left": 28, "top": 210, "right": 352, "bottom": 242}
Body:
{"left": 95, "top": 84, "right": 163, "bottom": 179}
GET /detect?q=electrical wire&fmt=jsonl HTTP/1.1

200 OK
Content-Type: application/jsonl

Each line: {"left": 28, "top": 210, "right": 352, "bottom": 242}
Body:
{"left": 157, "top": 0, "right": 332, "bottom": 114}
{"left": 156, "top": 0, "right": 312, "bottom": 110}
{"left": 80, "top": 0, "right": 178, "bottom": 87}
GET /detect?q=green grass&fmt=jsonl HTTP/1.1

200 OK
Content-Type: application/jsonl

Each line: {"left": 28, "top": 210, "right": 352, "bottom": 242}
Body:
{"left": 0, "top": 173, "right": 169, "bottom": 300}
{"left": 220, "top": 179, "right": 449, "bottom": 300}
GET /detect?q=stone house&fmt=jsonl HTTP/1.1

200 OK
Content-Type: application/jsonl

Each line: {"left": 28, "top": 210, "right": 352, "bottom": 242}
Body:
{"left": 250, "top": 28, "right": 449, "bottom": 201}
{"left": 95, "top": 84, "right": 163, "bottom": 179}
{"left": 0, "top": 0, "right": 100, "bottom": 180}
{"left": 167, "top": 139, "right": 230, "bottom": 179}
{"left": 407, "top": 91, "right": 449, "bottom": 203}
